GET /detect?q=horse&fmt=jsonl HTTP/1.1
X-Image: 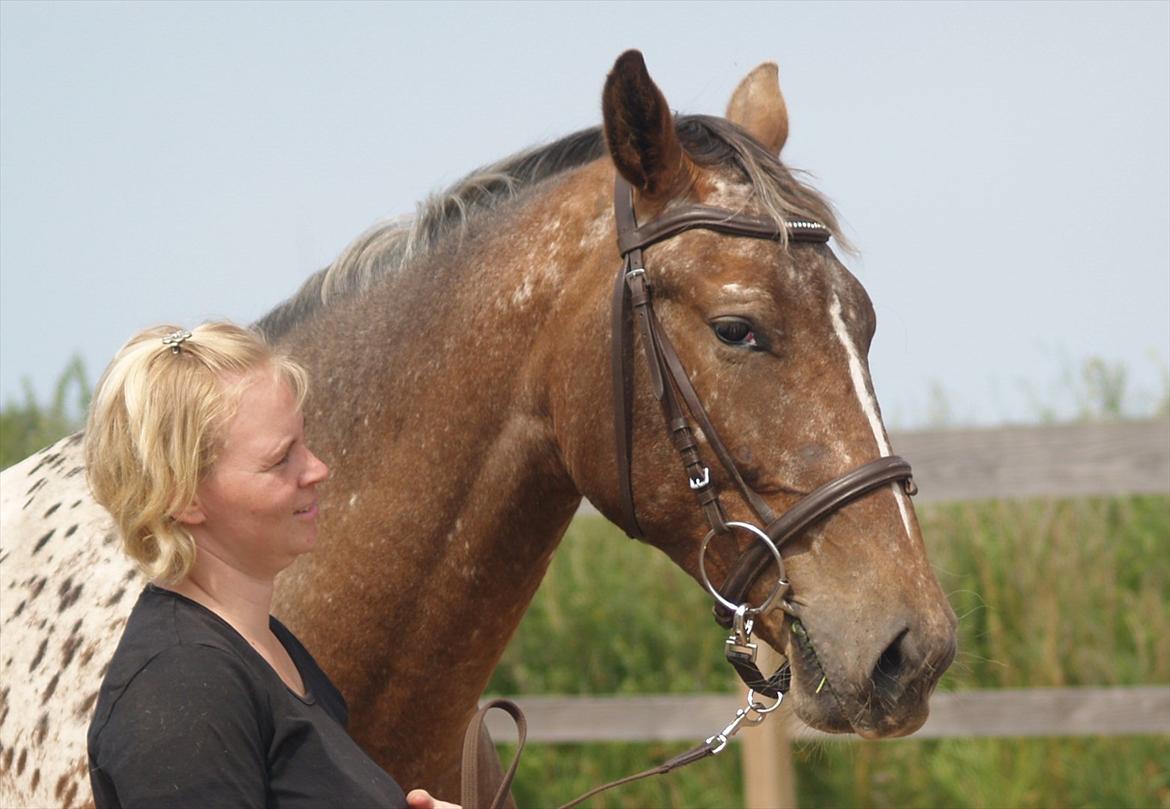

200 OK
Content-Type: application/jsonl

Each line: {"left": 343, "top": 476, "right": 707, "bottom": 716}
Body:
{"left": 0, "top": 51, "right": 957, "bottom": 807}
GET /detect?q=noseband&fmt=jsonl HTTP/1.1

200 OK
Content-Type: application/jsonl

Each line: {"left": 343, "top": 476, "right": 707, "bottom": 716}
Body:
{"left": 609, "top": 175, "right": 916, "bottom": 696}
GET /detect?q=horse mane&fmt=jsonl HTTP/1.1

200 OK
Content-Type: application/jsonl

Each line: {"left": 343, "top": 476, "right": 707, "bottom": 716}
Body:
{"left": 256, "top": 115, "right": 844, "bottom": 340}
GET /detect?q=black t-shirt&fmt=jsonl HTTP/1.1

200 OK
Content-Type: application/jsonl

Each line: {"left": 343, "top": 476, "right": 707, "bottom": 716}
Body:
{"left": 88, "top": 584, "right": 407, "bottom": 809}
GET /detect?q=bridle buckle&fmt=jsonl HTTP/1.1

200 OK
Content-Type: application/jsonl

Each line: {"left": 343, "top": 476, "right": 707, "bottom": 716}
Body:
{"left": 688, "top": 467, "right": 710, "bottom": 490}
{"left": 725, "top": 604, "right": 758, "bottom": 664}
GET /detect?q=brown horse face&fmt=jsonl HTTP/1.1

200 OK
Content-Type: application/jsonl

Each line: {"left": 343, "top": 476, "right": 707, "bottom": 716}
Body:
{"left": 649, "top": 227, "right": 957, "bottom": 738}
{"left": 577, "top": 51, "right": 956, "bottom": 738}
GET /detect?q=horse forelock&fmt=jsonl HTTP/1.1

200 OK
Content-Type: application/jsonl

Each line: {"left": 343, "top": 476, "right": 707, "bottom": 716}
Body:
{"left": 254, "top": 116, "right": 842, "bottom": 341}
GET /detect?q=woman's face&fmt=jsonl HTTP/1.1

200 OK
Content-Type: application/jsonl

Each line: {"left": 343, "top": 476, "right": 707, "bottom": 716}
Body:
{"left": 179, "top": 368, "right": 328, "bottom": 579}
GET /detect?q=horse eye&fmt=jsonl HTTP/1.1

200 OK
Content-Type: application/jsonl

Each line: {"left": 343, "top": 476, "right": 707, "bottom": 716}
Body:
{"left": 712, "top": 318, "right": 759, "bottom": 348}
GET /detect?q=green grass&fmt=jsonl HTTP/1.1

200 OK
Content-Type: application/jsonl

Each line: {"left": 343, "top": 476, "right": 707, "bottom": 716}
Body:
{"left": 486, "top": 496, "right": 1170, "bottom": 808}
{"left": 493, "top": 737, "right": 1170, "bottom": 809}
{"left": 0, "top": 355, "right": 89, "bottom": 470}
{"left": 795, "top": 736, "right": 1170, "bottom": 809}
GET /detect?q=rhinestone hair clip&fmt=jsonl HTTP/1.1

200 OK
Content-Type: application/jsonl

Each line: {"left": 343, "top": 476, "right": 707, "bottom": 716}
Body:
{"left": 162, "top": 329, "right": 193, "bottom": 354}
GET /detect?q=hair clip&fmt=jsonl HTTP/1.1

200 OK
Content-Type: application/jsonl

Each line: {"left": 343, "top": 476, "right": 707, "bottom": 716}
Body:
{"left": 162, "top": 329, "right": 193, "bottom": 354}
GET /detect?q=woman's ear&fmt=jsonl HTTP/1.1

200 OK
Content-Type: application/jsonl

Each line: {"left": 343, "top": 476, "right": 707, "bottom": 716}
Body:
{"left": 173, "top": 500, "right": 206, "bottom": 526}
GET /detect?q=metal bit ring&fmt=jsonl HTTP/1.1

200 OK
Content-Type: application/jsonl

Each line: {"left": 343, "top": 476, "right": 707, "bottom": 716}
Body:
{"left": 747, "top": 689, "right": 784, "bottom": 714}
{"left": 698, "top": 521, "right": 788, "bottom": 615}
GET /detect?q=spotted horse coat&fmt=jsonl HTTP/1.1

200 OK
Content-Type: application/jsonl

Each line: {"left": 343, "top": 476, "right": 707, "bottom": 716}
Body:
{"left": 0, "top": 434, "right": 142, "bottom": 808}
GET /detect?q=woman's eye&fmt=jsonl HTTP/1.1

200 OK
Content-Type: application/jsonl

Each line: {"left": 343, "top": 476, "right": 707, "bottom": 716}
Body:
{"left": 712, "top": 318, "right": 759, "bottom": 348}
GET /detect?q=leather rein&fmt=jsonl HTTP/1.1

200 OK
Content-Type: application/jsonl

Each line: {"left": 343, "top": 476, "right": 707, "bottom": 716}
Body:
{"left": 460, "top": 174, "right": 918, "bottom": 809}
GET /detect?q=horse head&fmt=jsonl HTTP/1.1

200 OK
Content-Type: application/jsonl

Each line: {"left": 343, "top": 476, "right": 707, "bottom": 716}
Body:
{"left": 557, "top": 51, "right": 957, "bottom": 739}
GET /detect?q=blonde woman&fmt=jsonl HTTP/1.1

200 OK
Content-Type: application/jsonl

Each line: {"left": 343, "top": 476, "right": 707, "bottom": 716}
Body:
{"left": 85, "top": 322, "right": 456, "bottom": 809}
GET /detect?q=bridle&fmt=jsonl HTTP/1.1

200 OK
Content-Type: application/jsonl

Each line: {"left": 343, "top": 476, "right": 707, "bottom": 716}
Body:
{"left": 609, "top": 173, "right": 917, "bottom": 697}
{"left": 462, "top": 173, "right": 922, "bottom": 809}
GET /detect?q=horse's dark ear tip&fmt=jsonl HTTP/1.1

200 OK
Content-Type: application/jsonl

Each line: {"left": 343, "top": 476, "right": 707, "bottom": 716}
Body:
{"left": 614, "top": 49, "right": 647, "bottom": 74}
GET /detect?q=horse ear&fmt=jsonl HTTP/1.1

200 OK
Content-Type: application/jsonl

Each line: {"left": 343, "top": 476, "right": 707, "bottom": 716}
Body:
{"left": 602, "top": 50, "right": 693, "bottom": 199}
{"left": 725, "top": 62, "right": 789, "bottom": 155}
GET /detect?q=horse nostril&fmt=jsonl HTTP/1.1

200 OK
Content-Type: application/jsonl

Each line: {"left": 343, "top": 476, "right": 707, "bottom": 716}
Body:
{"left": 871, "top": 628, "right": 909, "bottom": 700}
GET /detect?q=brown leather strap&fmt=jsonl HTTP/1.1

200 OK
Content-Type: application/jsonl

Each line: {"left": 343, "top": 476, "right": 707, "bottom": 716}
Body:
{"left": 610, "top": 174, "right": 830, "bottom": 540}
{"left": 461, "top": 699, "right": 720, "bottom": 809}
{"left": 461, "top": 699, "right": 527, "bottom": 809}
{"left": 724, "top": 652, "right": 792, "bottom": 699}
{"left": 714, "top": 455, "right": 915, "bottom": 627}
{"left": 652, "top": 317, "right": 778, "bottom": 527}
{"left": 618, "top": 204, "right": 830, "bottom": 254}
{"left": 610, "top": 260, "right": 643, "bottom": 538}
{"left": 555, "top": 740, "right": 719, "bottom": 809}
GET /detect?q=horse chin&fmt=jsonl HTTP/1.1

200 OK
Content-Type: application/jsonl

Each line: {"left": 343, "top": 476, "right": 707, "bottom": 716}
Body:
{"left": 782, "top": 632, "right": 933, "bottom": 739}
{"left": 782, "top": 648, "right": 855, "bottom": 735}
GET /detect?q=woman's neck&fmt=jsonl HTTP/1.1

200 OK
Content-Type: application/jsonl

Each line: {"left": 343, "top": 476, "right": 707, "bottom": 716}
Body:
{"left": 163, "top": 546, "right": 277, "bottom": 640}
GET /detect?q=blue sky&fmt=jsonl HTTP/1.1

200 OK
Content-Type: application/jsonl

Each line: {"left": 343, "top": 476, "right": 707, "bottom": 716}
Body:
{"left": 2, "top": 1, "right": 1167, "bottom": 427}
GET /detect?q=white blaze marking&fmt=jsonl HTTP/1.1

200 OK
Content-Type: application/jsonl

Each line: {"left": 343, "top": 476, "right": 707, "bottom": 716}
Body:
{"left": 828, "top": 293, "right": 914, "bottom": 540}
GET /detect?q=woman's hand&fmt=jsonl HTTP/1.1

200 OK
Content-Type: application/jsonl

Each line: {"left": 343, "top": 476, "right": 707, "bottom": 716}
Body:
{"left": 405, "top": 788, "right": 461, "bottom": 809}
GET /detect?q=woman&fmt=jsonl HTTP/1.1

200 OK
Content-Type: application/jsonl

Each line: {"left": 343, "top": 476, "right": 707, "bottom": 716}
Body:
{"left": 85, "top": 322, "right": 458, "bottom": 809}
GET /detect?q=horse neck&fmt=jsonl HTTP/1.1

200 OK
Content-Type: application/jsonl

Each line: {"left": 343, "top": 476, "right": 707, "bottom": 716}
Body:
{"left": 270, "top": 162, "right": 614, "bottom": 759}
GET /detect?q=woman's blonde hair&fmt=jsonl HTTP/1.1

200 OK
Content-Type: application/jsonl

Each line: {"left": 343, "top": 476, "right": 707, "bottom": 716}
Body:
{"left": 85, "top": 322, "right": 308, "bottom": 582}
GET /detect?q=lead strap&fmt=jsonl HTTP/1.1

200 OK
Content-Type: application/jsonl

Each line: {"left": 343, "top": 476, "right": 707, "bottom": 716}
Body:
{"left": 460, "top": 687, "right": 784, "bottom": 809}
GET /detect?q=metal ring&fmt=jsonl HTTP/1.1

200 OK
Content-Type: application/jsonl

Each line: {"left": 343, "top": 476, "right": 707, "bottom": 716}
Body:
{"left": 747, "top": 689, "right": 784, "bottom": 714}
{"left": 698, "top": 521, "right": 787, "bottom": 615}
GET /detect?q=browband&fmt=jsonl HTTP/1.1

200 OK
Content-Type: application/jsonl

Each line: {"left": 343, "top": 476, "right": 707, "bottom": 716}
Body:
{"left": 617, "top": 202, "right": 831, "bottom": 255}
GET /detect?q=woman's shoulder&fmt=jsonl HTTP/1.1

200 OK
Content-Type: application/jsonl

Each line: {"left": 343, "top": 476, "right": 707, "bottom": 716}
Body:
{"left": 92, "top": 588, "right": 268, "bottom": 718}
{"left": 112, "top": 584, "right": 255, "bottom": 666}
{"left": 89, "top": 589, "right": 273, "bottom": 749}
{"left": 87, "top": 623, "right": 274, "bottom": 807}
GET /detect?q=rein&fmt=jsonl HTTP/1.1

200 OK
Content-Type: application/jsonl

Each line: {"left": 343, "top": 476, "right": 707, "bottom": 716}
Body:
{"left": 460, "top": 174, "right": 917, "bottom": 808}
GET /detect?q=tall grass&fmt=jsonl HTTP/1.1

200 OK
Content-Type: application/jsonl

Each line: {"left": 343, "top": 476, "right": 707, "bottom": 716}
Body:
{"left": 487, "top": 495, "right": 1170, "bottom": 808}
{"left": 0, "top": 355, "right": 89, "bottom": 469}
{"left": 933, "top": 496, "right": 1169, "bottom": 690}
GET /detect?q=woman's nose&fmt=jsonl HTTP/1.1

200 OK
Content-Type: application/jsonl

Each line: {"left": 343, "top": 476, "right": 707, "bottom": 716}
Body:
{"left": 303, "top": 448, "right": 329, "bottom": 485}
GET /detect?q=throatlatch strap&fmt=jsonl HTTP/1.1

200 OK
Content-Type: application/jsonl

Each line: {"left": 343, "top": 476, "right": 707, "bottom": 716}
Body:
{"left": 610, "top": 259, "right": 642, "bottom": 538}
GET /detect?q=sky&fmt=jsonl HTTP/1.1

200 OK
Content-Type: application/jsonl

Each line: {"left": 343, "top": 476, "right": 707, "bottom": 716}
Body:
{"left": 2, "top": 1, "right": 1168, "bottom": 429}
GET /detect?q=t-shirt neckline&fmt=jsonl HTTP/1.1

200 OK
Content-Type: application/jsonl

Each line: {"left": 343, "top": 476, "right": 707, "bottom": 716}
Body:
{"left": 145, "top": 583, "right": 316, "bottom": 705}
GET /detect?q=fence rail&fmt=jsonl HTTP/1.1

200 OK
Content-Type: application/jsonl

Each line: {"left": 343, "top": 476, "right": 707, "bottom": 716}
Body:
{"left": 483, "top": 686, "right": 1170, "bottom": 744}
{"left": 576, "top": 418, "right": 1170, "bottom": 516}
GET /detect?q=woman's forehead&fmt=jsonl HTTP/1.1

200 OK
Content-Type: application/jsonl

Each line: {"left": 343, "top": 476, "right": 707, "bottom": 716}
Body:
{"left": 218, "top": 372, "right": 300, "bottom": 451}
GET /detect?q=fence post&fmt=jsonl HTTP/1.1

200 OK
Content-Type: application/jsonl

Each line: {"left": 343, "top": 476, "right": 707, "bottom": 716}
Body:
{"left": 740, "top": 640, "right": 797, "bottom": 809}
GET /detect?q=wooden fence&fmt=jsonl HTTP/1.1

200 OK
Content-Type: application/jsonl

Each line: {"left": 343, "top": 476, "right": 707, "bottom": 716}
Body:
{"left": 504, "top": 418, "right": 1170, "bottom": 808}
{"left": 483, "top": 686, "right": 1170, "bottom": 744}
{"left": 575, "top": 417, "right": 1170, "bottom": 515}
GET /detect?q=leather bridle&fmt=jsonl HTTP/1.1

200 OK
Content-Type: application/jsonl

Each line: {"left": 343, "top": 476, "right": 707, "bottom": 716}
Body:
{"left": 609, "top": 174, "right": 917, "bottom": 697}
{"left": 460, "top": 174, "right": 924, "bottom": 809}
